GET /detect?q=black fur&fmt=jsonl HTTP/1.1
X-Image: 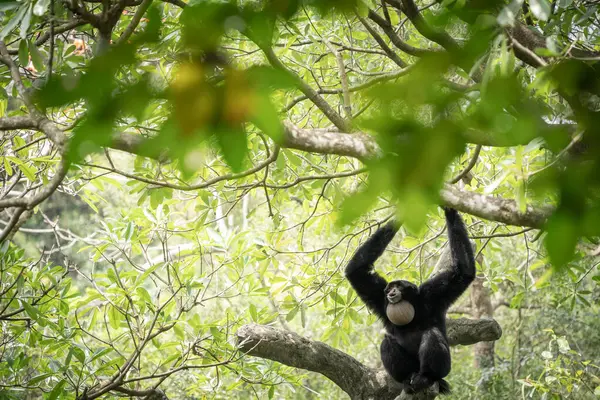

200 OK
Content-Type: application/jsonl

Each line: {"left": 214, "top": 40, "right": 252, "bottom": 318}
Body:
{"left": 345, "top": 208, "right": 475, "bottom": 394}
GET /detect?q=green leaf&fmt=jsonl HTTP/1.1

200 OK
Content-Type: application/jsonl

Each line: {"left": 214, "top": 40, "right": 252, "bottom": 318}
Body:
{"left": 89, "top": 347, "right": 113, "bottom": 363}
{"left": 545, "top": 211, "right": 577, "bottom": 268}
{"left": 173, "top": 322, "right": 185, "bottom": 340}
{"left": 18, "top": 40, "right": 28, "bottom": 66}
{"left": 3, "top": 156, "right": 13, "bottom": 176}
{"left": 28, "top": 373, "right": 53, "bottom": 385}
{"left": 330, "top": 291, "right": 345, "bottom": 305}
{"left": 556, "top": 337, "right": 570, "bottom": 353}
{"left": 136, "top": 287, "right": 153, "bottom": 305}
{"left": 215, "top": 127, "right": 247, "bottom": 172}
{"left": 0, "top": 2, "right": 19, "bottom": 12}
{"left": 71, "top": 346, "right": 86, "bottom": 364}
{"left": 19, "top": 4, "right": 33, "bottom": 39}
{"left": 530, "top": 0, "right": 552, "bottom": 21}
{"left": 339, "top": 183, "right": 379, "bottom": 226}
{"left": 47, "top": 380, "right": 66, "bottom": 400}
{"left": 137, "top": 263, "right": 163, "bottom": 283}
{"left": 124, "top": 221, "right": 135, "bottom": 242}
{"left": 20, "top": 300, "right": 40, "bottom": 321}
{"left": 33, "top": 0, "right": 51, "bottom": 16}
{"left": 0, "top": 5, "right": 28, "bottom": 39}
{"left": 29, "top": 41, "right": 45, "bottom": 71}
{"left": 351, "top": 31, "right": 369, "bottom": 41}
{"left": 249, "top": 303, "right": 258, "bottom": 321}
{"left": 497, "top": 5, "right": 516, "bottom": 27}
{"left": 286, "top": 306, "right": 299, "bottom": 321}
{"left": 108, "top": 305, "right": 121, "bottom": 330}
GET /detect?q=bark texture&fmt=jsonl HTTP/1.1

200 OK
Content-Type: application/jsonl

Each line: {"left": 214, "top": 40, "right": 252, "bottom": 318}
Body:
{"left": 236, "top": 319, "right": 501, "bottom": 400}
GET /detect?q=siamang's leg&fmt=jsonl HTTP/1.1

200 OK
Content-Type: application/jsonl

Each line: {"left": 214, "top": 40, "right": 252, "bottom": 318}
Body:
{"left": 409, "top": 328, "right": 450, "bottom": 392}
{"left": 380, "top": 336, "right": 419, "bottom": 385}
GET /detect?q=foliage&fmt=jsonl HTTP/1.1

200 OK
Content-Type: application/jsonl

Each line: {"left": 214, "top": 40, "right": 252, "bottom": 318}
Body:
{"left": 1, "top": 0, "right": 600, "bottom": 398}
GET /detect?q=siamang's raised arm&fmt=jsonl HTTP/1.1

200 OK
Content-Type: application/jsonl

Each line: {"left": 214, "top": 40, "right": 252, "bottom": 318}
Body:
{"left": 345, "top": 221, "right": 399, "bottom": 319}
{"left": 420, "top": 208, "right": 476, "bottom": 311}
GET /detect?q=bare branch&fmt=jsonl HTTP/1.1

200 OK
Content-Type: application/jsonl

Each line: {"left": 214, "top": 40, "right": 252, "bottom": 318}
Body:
{"left": 440, "top": 184, "right": 551, "bottom": 229}
{"left": 446, "top": 318, "right": 502, "bottom": 346}
{"left": 323, "top": 38, "right": 352, "bottom": 119}
{"left": 237, "top": 324, "right": 372, "bottom": 397}
{"left": 358, "top": 15, "right": 408, "bottom": 67}
{"left": 0, "top": 116, "right": 38, "bottom": 130}
{"left": 367, "top": 9, "right": 431, "bottom": 57}
{"left": 0, "top": 159, "right": 69, "bottom": 211}
{"left": 399, "top": 0, "right": 460, "bottom": 54}
{"left": 449, "top": 144, "right": 482, "bottom": 184}
{"left": 116, "top": 0, "right": 154, "bottom": 45}
{"left": 260, "top": 46, "right": 350, "bottom": 131}
{"left": 87, "top": 144, "right": 279, "bottom": 190}
{"left": 237, "top": 319, "right": 501, "bottom": 399}
{"left": 282, "top": 121, "right": 379, "bottom": 160}
{"left": 0, "top": 41, "right": 38, "bottom": 111}
{"left": 0, "top": 160, "right": 69, "bottom": 243}
{"left": 284, "top": 67, "right": 416, "bottom": 112}
{"left": 6, "top": 20, "right": 88, "bottom": 55}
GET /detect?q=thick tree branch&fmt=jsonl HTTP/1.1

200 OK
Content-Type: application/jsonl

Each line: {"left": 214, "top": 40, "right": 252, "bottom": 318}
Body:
{"left": 439, "top": 185, "right": 551, "bottom": 229}
{"left": 0, "top": 116, "right": 38, "bottom": 130}
{"left": 106, "top": 122, "right": 554, "bottom": 228}
{"left": 237, "top": 324, "right": 372, "bottom": 397}
{"left": 282, "top": 122, "right": 379, "bottom": 160}
{"left": 237, "top": 319, "right": 501, "bottom": 399}
{"left": 446, "top": 317, "right": 502, "bottom": 345}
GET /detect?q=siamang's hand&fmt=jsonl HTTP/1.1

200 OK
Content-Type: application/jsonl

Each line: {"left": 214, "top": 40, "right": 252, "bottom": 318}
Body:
{"left": 372, "top": 220, "right": 400, "bottom": 242}
{"left": 441, "top": 207, "right": 461, "bottom": 225}
{"left": 441, "top": 206, "right": 457, "bottom": 214}
{"left": 387, "top": 218, "right": 400, "bottom": 228}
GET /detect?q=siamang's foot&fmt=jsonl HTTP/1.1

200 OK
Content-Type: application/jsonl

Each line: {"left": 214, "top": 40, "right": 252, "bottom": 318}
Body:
{"left": 400, "top": 373, "right": 416, "bottom": 386}
{"left": 408, "top": 373, "right": 433, "bottom": 393}
{"left": 400, "top": 373, "right": 418, "bottom": 394}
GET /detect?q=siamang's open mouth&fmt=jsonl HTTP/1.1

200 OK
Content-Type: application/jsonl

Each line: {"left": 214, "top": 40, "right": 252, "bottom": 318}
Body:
{"left": 387, "top": 293, "right": 402, "bottom": 303}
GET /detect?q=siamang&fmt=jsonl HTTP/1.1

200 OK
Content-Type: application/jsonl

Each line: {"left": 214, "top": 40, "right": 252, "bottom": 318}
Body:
{"left": 345, "top": 207, "right": 475, "bottom": 394}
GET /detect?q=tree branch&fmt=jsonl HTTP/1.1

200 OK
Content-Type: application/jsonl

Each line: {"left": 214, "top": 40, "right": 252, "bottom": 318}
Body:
{"left": 439, "top": 184, "right": 551, "bottom": 229}
{"left": 0, "top": 116, "right": 38, "bottom": 130}
{"left": 260, "top": 46, "right": 350, "bottom": 132}
{"left": 5, "top": 20, "right": 87, "bottom": 55}
{"left": 237, "top": 319, "right": 501, "bottom": 399}
{"left": 367, "top": 9, "right": 431, "bottom": 57}
{"left": 281, "top": 121, "right": 379, "bottom": 160}
{"left": 106, "top": 122, "right": 554, "bottom": 228}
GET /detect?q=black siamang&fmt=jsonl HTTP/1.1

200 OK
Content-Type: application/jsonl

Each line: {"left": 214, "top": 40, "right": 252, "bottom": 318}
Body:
{"left": 345, "top": 207, "right": 475, "bottom": 394}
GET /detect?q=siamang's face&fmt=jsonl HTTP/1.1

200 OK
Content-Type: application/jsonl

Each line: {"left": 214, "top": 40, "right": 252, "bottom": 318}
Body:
{"left": 384, "top": 280, "right": 418, "bottom": 304}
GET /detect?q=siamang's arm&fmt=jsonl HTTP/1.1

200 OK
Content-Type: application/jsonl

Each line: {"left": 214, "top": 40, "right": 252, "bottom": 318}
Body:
{"left": 420, "top": 208, "right": 476, "bottom": 311}
{"left": 345, "top": 221, "right": 399, "bottom": 319}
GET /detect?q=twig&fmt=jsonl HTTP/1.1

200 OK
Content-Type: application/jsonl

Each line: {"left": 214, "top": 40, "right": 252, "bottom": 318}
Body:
{"left": 323, "top": 38, "right": 352, "bottom": 120}
{"left": 450, "top": 144, "right": 482, "bottom": 184}
{"left": 116, "top": 0, "right": 154, "bottom": 45}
